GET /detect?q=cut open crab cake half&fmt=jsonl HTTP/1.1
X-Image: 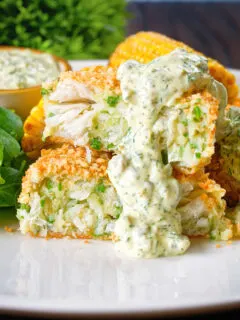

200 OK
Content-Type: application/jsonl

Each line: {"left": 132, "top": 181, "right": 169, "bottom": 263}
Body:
{"left": 42, "top": 66, "right": 129, "bottom": 151}
{"left": 17, "top": 144, "right": 122, "bottom": 239}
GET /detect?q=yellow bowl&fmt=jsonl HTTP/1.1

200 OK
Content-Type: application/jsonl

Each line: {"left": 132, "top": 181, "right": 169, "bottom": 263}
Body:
{"left": 0, "top": 46, "right": 72, "bottom": 119}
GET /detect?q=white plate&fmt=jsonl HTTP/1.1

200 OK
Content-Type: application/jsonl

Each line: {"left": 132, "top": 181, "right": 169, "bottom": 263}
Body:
{"left": 0, "top": 62, "right": 240, "bottom": 318}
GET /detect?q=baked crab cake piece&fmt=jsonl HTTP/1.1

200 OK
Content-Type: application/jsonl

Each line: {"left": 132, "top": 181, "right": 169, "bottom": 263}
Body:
{"left": 175, "top": 170, "right": 232, "bottom": 240}
{"left": 42, "top": 66, "right": 129, "bottom": 149}
{"left": 17, "top": 144, "right": 122, "bottom": 239}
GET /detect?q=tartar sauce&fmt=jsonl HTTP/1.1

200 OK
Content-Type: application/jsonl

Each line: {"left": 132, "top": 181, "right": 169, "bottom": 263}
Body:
{"left": 0, "top": 49, "right": 60, "bottom": 89}
{"left": 108, "top": 49, "right": 225, "bottom": 258}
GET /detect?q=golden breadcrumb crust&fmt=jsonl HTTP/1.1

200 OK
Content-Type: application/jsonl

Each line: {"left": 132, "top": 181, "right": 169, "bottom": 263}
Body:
{"left": 18, "top": 144, "right": 111, "bottom": 204}
{"left": 173, "top": 90, "right": 219, "bottom": 175}
{"left": 59, "top": 66, "right": 120, "bottom": 95}
{"left": 174, "top": 168, "right": 226, "bottom": 214}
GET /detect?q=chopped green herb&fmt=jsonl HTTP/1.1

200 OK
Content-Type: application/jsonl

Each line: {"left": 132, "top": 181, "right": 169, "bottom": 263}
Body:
{"left": 46, "top": 179, "right": 53, "bottom": 190}
{"left": 90, "top": 137, "right": 102, "bottom": 150}
{"left": 48, "top": 112, "right": 55, "bottom": 118}
{"left": 20, "top": 203, "right": 30, "bottom": 212}
{"left": 115, "top": 205, "right": 123, "bottom": 219}
{"left": 107, "top": 143, "right": 115, "bottom": 150}
{"left": 181, "top": 119, "right": 188, "bottom": 126}
{"left": 58, "top": 182, "right": 62, "bottom": 191}
{"left": 179, "top": 146, "right": 184, "bottom": 157}
{"left": 47, "top": 215, "right": 55, "bottom": 224}
{"left": 190, "top": 143, "right": 198, "bottom": 149}
{"left": 183, "top": 132, "right": 188, "bottom": 138}
{"left": 105, "top": 95, "right": 120, "bottom": 107}
{"left": 195, "top": 152, "right": 201, "bottom": 159}
{"left": 41, "top": 88, "right": 50, "bottom": 96}
{"left": 161, "top": 149, "right": 168, "bottom": 165}
{"left": 193, "top": 106, "right": 202, "bottom": 122}
{"left": 40, "top": 199, "right": 45, "bottom": 208}
{"left": 95, "top": 183, "right": 106, "bottom": 193}
{"left": 228, "top": 168, "right": 233, "bottom": 176}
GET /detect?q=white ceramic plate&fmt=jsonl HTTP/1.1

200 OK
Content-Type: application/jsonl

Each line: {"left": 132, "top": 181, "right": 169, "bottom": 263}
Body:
{"left": 0, "top": 62, "right": 240, "bottom": 318}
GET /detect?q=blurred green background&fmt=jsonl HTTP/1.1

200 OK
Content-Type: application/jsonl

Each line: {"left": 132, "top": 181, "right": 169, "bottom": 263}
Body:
{"left": 0, "top": 0, "right": 127, "bottom": 59}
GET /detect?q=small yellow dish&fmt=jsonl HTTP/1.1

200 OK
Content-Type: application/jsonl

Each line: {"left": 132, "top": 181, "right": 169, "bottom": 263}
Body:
{"left": 0, "top": 46, "right": 72, "bottom": 119}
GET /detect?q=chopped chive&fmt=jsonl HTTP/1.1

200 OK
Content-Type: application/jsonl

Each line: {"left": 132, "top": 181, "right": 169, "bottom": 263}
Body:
{"left": 195, "top": 152, "right": 201, "bottom": 159}
{"left": 183, "top": 132, "right": 188, "bottom": 138}
{"left": 105, "top": 95, "right": 121, "bottom": 107}
{"left": 90, "top": 137, "right": 102, "bottom": 150}
{"left": 193, "top": 106, "right": 202, "bottom": 122}
{"left": 58, "top": 182, "right": 62, "bottom": 191}
{"left": 48, "top": 112, "right": 55, "bottom": 118}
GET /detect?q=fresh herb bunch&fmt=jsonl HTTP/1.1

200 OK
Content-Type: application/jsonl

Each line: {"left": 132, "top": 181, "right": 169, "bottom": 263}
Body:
{"left": 0, "top": 107, "right": 29, "bottom": 207}
{"left": 0, "top": 0, "right": 127, "bottom": 59}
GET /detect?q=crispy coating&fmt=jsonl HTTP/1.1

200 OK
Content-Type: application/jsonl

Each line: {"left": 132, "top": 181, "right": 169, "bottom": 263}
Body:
{"left": 18, "top": 144, "right": 111, "bottom": 205}
{"left": 172, "top": 91, "right": 219, "bottom": 175}
{"left": 59, "top": 66, "right": 120, "bottom": 95}
{"left": 22, "top": 66, "right": 120, "bottom": 160}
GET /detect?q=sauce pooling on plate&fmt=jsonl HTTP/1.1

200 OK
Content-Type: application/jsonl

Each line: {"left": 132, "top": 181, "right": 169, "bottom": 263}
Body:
{"left": 108, "top": 49, "right": 226, "bottom": 258}
{"left": 0, "top": 49, "right": 60, "bottom": 89}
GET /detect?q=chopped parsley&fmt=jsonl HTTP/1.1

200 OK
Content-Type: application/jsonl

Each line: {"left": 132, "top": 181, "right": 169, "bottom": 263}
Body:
{"left": 179, "top": 146, "right": 184, "bottom": 157}
{"left": 183, "top": 132, "right": 188, "bottom": 138}
{"left": 58, "top": 182, "right": 62, "bottom": 191}
{"left": 20, "top": 203, "right": 30, "bottom": 212}
{"left": 41, "top": 88, "right": 50, "bottom": 96}
{"left": 46, "top": 179, "right": 53, "bottom": 190}
{"left": 107, "top": 143, "right": 115, "bottom": 150}
{"left": 47, "top": 215, "right": 55, "bottom": 223}
{"left": 48, "top": 112, "right": 55, "bottom": 118}
{"left": 181, "top": 119, "right": 188, "bottom": 127}
{"left": 195, "top": 152, "right": 201, "bottom": 159}
{"left": 95, "top": 182, "right": 106, "bottom": 193}
{"left": 105, "top": 95, "right": 120, "bottom": 107}
{"left": 193, "top": 106, "right": 202, "bottom": 122}
{"left": 90, "top": 137, "right": 102, "bottom": 150}
{"left": 40, "top": 199, "right": 45, "bottom": 208}
{"left": 190, "top": 142, "right": 198, "bottom": 149}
